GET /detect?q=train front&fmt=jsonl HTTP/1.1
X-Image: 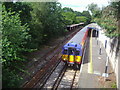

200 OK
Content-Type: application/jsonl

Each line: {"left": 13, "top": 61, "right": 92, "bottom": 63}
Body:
{"left": 62, "top": 43, "right": 82, "bottom": 66}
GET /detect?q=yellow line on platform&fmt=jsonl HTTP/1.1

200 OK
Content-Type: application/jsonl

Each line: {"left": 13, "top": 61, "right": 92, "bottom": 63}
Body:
{"left": 88, "top": 30, "right": 93, "bottom": 74}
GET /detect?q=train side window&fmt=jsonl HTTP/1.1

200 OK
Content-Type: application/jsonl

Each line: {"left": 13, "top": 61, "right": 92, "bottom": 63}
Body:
{"left": 75, "top": 50, "right": 80, "bottom": 55}
{"left": 63, "top": 49, "right": 67, "bottom": 54}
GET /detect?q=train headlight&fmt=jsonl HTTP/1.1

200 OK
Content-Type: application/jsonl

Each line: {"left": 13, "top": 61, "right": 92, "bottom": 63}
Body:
{"left": 64, "top": 59, "right": 66, "bottom": 60}
{"left": 62, "top": 55, "right": 68, "bottom": 61}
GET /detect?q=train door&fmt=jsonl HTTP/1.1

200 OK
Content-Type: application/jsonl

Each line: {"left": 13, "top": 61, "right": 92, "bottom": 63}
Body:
{"left": 68, "top": 48, "right": 75, "bottom": 64}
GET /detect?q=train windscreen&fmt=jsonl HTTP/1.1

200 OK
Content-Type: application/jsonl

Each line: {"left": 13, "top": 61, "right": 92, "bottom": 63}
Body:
{"left": 75, "top": 50, "right": 80, "bottom": 55}
{"left": 68, "top": 48, "right": 75, "bottom": 55}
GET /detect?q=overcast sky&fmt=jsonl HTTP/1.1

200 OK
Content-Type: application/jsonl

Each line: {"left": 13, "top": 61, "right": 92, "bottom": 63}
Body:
{"left": 58, "top": 0, "right": 110, "bottom": 12}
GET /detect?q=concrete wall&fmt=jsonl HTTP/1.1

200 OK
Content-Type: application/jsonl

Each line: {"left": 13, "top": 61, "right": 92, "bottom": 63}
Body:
{"left": 98, "top": 30, "right": 120, "bottom": 89}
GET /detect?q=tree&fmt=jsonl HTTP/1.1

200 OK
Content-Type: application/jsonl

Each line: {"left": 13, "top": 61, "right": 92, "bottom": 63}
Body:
{"left": 3, "top": 2, "right": 32, "bottom": 25}
{"left": 2, "top": 5, "right": 31, "bottom": 88}
{"left": 82, "top": 11, "right": 92, "bottom": 23}
{"left": 29, "top": 2, "right": 65, "bottom": 47}
{"left": 62, "top": 7, "right": 74, "bottom": 12}
{"left": 92, "top": 3, "right": 119, "bottom": 37}
{"left": 62, "top": 7, "right": 92, "bottom": 25}
{"left": 62, "top": 11, "right": 76, "bottom": 24}
{"left": 110, "top": 1, "right": 120, "bottom": 36}
{"left": 74, "top": 11, "right": 82, "bottom": 16}
{"left": 76, "top": 16, "right": 87, "bottom": 23}
{"left": 87, "top": 3, "right": 101, "bottom": 18}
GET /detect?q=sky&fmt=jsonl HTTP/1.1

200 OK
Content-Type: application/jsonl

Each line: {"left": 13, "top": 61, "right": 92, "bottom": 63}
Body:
{"left": 58, "top": 0, "right": 110, "bottom": 12}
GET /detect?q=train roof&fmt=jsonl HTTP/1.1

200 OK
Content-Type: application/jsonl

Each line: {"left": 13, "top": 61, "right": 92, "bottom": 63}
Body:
{"left": 63, "top": 43, "right": 82, "bottom": 49}
{"left": 67, "top": 26, "right": 88, "bottom": 45}
{"left": 65, "top": 23, "right": 101, "bottom": 49}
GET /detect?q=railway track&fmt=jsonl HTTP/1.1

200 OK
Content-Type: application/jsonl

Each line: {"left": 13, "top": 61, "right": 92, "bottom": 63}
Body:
{"left": 23, "top": 28, "right": 81, "bottom": 88}
{"left": 54, "top": 67, "right": 79, "bottom": 89}
{"left": 58, "top": 67, "right": 79, "bottom": 89}
{"left": 23, "top": 53, "right": 61, "bottom": 88}
{"left": 43, "top": 64, "right": 80, "bottom": 89}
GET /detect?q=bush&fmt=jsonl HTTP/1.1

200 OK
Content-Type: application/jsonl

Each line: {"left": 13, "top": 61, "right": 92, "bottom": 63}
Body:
{"left": 2, "top": 5, "right": 31, "bottom": 88}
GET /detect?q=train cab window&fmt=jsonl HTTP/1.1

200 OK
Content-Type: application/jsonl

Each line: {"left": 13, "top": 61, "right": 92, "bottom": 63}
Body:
{"left": 63, "top": 49, "right": 67, "bottom": 54}
{"left": 75, "top": 50, "right": 80, "bottom": 55}
{"left": 68, "top": 48, "right": 74, "bottom": 55}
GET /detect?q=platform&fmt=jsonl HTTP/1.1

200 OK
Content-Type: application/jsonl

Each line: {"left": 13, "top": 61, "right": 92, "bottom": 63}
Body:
{"left": 78, "top": 37, "right": 116, "bottom": 88}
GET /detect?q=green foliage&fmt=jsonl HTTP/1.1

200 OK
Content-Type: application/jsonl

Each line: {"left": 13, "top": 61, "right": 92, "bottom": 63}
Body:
{"left": 2, "top": 5, "right": 31, "bottom": 87}
{"left": 3, "top": 2, "right": 32, "bottom": 25}
{"left": 2, "top": 6, "right": 30, "bottom": 64}
{"left": 26, "top": 3, "right": 43, "bottom": 48}
{"left": 62, "top": 11, "right": 76, "bottom": 24}
{"left": 87, "top": 3, "right": 101, "bottom": 18}
{"left": 88, "top": 2, "right": 119, "bottom": 37}
{"left": 62, "top": 7, "right": 74, "bottom": 12}
{"left": 110, "top": 1, "right": 120, "bottom": 19}
{"left": 74, "top": 11, "right": 82, "bottom": 16}
{"left": 87, "top": 3, "right": 99, "bottom": 13}
{"left": 82, "top": 11, "right": 91, "bottom": 23}
{"left": 29, "top": 2, "right": 65, "bottom": 47}
{"left": 111, "top": 82, "right": 117, "bottom": 88}
{"left": 76, "top": 16, "right": 87, "bottom": 23}
{"left": 2, "top": 68, "right": 23, "bottom": 88}
{"left": 62, "top": 7, "right": 92, "bottom": 25}
{"left": 40, "top": 2, "right": 65, "bottom": 40}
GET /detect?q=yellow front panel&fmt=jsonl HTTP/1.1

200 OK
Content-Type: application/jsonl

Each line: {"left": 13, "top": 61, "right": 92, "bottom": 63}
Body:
{"left": 62, "top": 55, "right": 68, "bottom": 61}
{"left": 75, "top": 56, "right": 81, "bottom": 62}
{"left": 69, "top": 55, "right": 74, "bottom": 62}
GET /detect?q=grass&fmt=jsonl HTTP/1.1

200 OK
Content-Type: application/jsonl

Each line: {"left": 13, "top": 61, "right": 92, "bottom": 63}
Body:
{"left": 111, "top": 82, "right": 117, "bottom": 88}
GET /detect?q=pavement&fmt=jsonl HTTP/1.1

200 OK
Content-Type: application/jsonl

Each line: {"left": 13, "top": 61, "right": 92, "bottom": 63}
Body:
{"left": 78, "top": 37, "right": 116, "bottom": 88}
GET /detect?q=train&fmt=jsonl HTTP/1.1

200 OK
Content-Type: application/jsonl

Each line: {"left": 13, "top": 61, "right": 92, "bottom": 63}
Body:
{"left": 67, "top": 23, "right": 84, "bottom": 31}
{"left": 62, "top": 23, "right": 99, "bottom": 69}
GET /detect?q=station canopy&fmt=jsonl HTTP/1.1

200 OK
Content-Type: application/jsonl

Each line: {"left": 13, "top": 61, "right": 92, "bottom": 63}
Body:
{"left": 87, "top": 23, "right": 102, "bottom": 31}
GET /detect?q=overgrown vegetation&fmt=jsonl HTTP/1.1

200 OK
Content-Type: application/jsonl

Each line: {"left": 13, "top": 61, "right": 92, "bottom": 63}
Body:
{"left": 87, "top": 2, "right": 120, "bottom": 37}
{"left": 2, "top": 5, "right": 31, "bottom": 87}
{"left": 2, "top": 2, "right": 92, "bottom": 88}
{"left": 111, "top": 82, "right": 117, "bottom": 88}
{"left": 62, "top": 7, "right": 91, "bottom": 25}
